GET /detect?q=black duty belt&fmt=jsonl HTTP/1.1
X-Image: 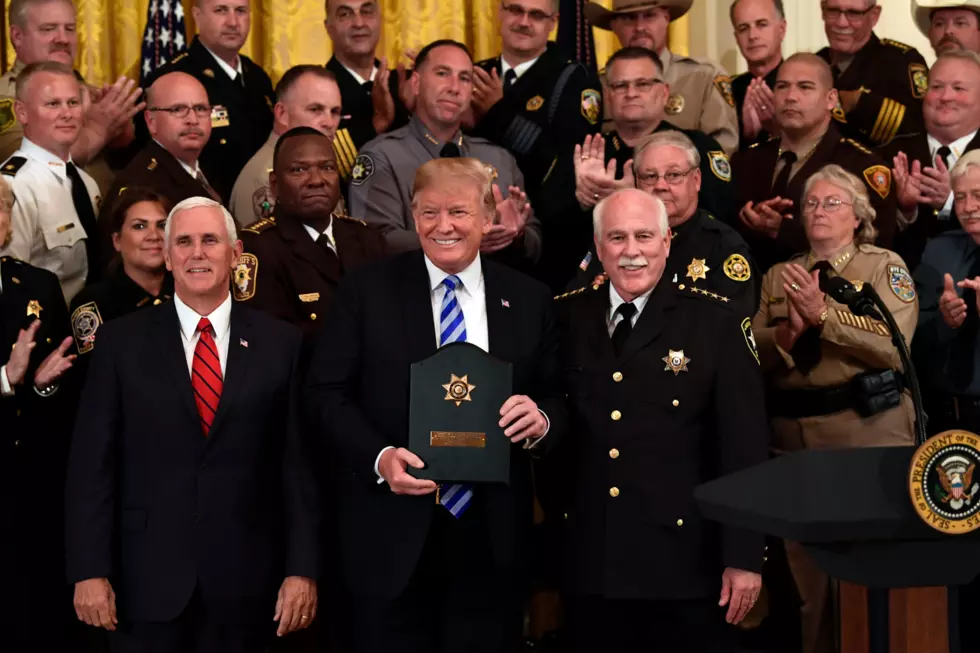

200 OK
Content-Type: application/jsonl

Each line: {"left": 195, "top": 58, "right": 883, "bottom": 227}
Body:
{"left": 768, "top": 370, "right": 905, "bottom": 419}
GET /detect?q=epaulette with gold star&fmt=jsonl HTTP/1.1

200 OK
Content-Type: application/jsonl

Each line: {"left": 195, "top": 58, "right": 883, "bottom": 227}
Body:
{"left": 680, "top": 285, "right": 732, "bottom": 306}
{"left": 242, "top": 217, "right": 276, "bottom": 235}
{"left": 881, "top": 39, "right": 913, "bottom": 53}
{"left": 1, "top": 156, "right": 26, "bottom": 177}
{"left": 843, "top": 138, "right": 872, "bottom": 155}
{"left": 334, "top": 212, "right": 368, "bottom": 227}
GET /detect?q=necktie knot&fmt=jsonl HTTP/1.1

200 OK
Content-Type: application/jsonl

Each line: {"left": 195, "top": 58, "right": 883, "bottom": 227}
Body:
{"left": 616, "top": 302, "right": 637, "bottom": 323}
{"left": 504, "top": 68, "right": 517, "bottom": 88}
{"left": 196, "top": 317, "right": 213, "bottom": 336}
{"left": 362, "top": 80, "right": 374, "bottom": 92}
{"left": 937, "top": 146, "right": 952, "bottom": 168}
{"left": 442, "top": 275, "right": 462, "bottom": 293}
{"left": 440, "top": 142, "right": 461, "bottom": 158}
{"left": 778, "top": 150, "right": 798, "bottom": 166}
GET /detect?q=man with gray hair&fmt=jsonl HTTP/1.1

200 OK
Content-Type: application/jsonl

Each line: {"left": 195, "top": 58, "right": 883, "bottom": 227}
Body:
{"left": 557, "top": 186, "right": 768, "bottom": 653}
{"left": 571, "top": 130, "right": 756, "bottom": 316}
{"left": 66, "top": 195, "right": 319, "bottom": 652}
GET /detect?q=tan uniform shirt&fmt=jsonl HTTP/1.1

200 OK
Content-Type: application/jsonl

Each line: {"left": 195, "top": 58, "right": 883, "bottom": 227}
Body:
{"left": 229, "top": 130, "right": 277, "bottom": 228}
{"left": 752, "top": 242, "right": 917, "bottom": 450}
{"left": 0, "top": 60, "right": 115, "bottom": 195}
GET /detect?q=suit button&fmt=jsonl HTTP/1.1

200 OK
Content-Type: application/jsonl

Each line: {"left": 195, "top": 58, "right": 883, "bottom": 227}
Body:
{"left": 609, "top": 487, "right": 620, "bottom": 497}
{"left": 610, "top": 410, "right": 621, "bottom": 421}
{"left": 676, "top": 519, "right": 684, "bottom": 527}
{"left": 220, "top": 138, "right": 227, "bottom": 145}
{"left": 14, "top": 439, "right": 20, "bottom": 447}
{"left": 612, "top": 371, "right": 623, "bottom": 382}
{"left": 672, "top": 399, "right": 679, "bottom": 407}
{"left": 678, "top": 284, "right": 686, "bottom": 290}
{"left": 609, "top": 448, "right": 620, "bottom": 459}
{"left": 763, "top": 556, "right": 768, "bottom": 562}
{"left": 310, "top": 313, "right": 317, "bottom": 320}
{"left": 46, "top": 337, "right": 51, "bottom": 343}
{"left": 153, "top": 299, "right": 162, "bottom": 306}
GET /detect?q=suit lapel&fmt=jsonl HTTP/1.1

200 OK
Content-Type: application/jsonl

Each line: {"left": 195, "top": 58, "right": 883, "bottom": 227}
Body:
{"left": 154, "top": 302, "right": 199, "bottom": 425}
{"left": 208, "top": 302, "right": 251, "bottom": 441}
{"left": 619, "top": 281, "right": 677, "bottom": 362}
{"left": 400, "top": 252, "right": 438, "bottom": 364}
{"left": 483, "top": 259, "right": 516, "bottom": 362}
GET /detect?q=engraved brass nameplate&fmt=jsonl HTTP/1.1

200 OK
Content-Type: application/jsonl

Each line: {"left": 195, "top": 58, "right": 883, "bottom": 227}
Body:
{"left": 430, "top": 431, "right": 486, "bottom": 448}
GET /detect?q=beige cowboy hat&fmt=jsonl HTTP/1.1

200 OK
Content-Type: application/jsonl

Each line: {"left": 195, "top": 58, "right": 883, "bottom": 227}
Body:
{"left": 912, "top": 0, "right": 980, "bottom": 37}
{"left": 584, "top": 0, "right": 694, "bottom": 31}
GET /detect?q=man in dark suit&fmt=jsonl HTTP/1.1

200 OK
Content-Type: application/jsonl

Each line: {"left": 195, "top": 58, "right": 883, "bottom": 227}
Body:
{"left": 307, "top": 157, "right": 566, "bottom": 653}
{"left": 729, "top": 0, "right": 785, "bottom": 150}
{"left": 66, "top": 197, "right": 319, "bottom": 652}
{"left": 236, "top": 127, "right": 385, "bottom": 335}
{"left": 556, "top": 187, "right": 768, "bottom": 653}
{"left": 145, "top": 0, "right": 275, "bottom": 202}
{"left": 887, "top": 50, "right": 980, "bottom": 270}
{"left": 324, "top": 0, "right": 411, "bottom": 183}
{"left": 100, "top": 73, "right": 218, "bottom": 242}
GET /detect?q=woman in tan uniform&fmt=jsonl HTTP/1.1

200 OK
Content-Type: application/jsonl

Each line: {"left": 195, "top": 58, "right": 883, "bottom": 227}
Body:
{"left": 752, "top": 164, "right": 916, "bottom": 653}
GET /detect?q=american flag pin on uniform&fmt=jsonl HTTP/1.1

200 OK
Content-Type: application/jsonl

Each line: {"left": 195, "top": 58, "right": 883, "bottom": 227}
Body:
{"left": 240, "top": 338, "right": 248, "bottom": 348}
{"left": 501, "top": 299, "right": 510, "bottom": 308}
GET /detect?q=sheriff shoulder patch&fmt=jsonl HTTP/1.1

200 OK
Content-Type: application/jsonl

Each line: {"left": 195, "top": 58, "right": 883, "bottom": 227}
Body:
{"left": 252, "top": 186, "right": 275, "bottom": 219}
{"left": 708, "top": 150, "right": 731, "bottom": 182}
{"left": 526, "top": 95, "right": 544, "bottom": 111}
{"left": 350, "top": 154, "right": 374, "bottom": 186}
{"left": 742, "top": 317, "right": 760, "bottom": 365}
{"left": 714, "top": 75, "right": 735, "bottom": 108}
{"left": 909, "top": 63, "right": 928, "bottom": 99}
{"left": 888, "top": 264, "right": 916, "bottom": 303}
{"left": 0, "top": 98, "right": 15, "bottom": 133}
{"left": 71, "top": 302, "right": 102, "bottom": 355}
{"left": 863, "top": 164, "right": 891, "bottom": 199}
{"left": 233, "top": 253, "right": 258, "bottom": 301}
{"left": 581, "top": 89, "right": 600, "bottom": 125}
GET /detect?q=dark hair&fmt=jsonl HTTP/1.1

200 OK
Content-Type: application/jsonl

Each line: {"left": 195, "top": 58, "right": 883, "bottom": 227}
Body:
{"left": 273, "top": 126, "right": 330, "bottom": 172}
{"left": 275, "top": 65, "right": 338, "bottom": 103}
{"left": 729, "top": 0, "right": 785, "bottom": 25}
{"left": 604, "top": 46, "right": 663, "bottom": 77}
{"left": 109, "top": 187, "right": 172, "bottom": 235}
{"left": 414, "top": 39, "right": 472, "bottom": 70}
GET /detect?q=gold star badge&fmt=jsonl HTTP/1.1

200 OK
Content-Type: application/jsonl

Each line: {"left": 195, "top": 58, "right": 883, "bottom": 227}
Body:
{"left": 662, "top": 349, "right": 690, "bottom": 375}
{"left": 26, "top": 299, "right": 42, "bottom": 318}
{"left": 443, "top": 373, "right": 476, "bottom": 407}
{"left": 686, "top": 258, "right": 709, "bottom": 282}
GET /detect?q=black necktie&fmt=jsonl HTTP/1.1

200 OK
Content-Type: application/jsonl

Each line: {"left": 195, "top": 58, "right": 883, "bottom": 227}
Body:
{"left": 503, "top": 68, "right": 517, "bottom": 96}
{"left": 771, "top": 150, "right": 798, "bottom": 199}
{"left": 440, "top": 142, "right": 461, "bottom": 158}
{"left": 362, "top": 80, "right": 374, "bottom": 94}
{"left": 65, "top": 161, "right": 100, "bottom": 283}
{"left": 611, "top": 302, "right": 637, "bottom": 356}
{"left": 936, "top": 146, "right": 952, "bottom": 170}
{"left": 315, "top": 233, "right": 342, "bottom": 277}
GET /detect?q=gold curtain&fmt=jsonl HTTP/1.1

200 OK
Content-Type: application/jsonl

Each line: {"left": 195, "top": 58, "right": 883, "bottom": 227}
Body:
{"left": 5, "top": 0, "right": 686, "bottom": 86}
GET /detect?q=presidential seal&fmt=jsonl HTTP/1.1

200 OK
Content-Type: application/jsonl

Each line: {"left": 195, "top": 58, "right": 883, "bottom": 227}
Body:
{"left": 909, "top": 430, "right": 980, "bottom": 534}
{"left": 443, "top": 373, "right": 476, "bottom": 407}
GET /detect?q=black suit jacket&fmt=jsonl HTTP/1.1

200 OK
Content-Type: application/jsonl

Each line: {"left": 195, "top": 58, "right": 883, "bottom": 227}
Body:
{"left": 306, "top": 251, "right": 567, "bottom": 599}
{"left": 65, "top": 300, "right": 318, "bottom": 623}
{"left": 558, "top": 280, "right": 769, "bottom": 600}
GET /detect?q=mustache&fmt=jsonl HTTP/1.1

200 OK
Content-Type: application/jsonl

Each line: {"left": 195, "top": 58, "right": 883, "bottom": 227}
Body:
{"left": 618, "top": 255, "right": 648, "bottom": 267}
{"left": 510, "top": 26, "right": 533, "bottom": 36}
{"left": 939, "top": 35, "right": 963, "bottom": 47}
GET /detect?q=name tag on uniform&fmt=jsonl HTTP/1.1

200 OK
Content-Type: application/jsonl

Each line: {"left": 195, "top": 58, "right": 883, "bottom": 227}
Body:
{"left": 299, "top": 292, "right": 320, "bottom": 303}
{"left": 57, "top": 223, "right": 76, "bottom": 233}
{"left": 211, "top": 105, "right": 230, "bottom": 128}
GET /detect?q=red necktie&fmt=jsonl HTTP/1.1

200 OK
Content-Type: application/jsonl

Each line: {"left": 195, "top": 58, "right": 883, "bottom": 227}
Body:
{"left": 191, "top": 317, "right": 223, "bottom": 435}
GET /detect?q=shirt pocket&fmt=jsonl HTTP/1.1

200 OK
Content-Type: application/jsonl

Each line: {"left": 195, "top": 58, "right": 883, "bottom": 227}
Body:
{"left": 41, "top": 220, "right": 85, "bottom": 251}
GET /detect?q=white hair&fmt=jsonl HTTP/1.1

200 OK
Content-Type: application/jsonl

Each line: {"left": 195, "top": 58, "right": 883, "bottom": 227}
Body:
{"left": 593, "top": 188, "right": 669, "bottom": 237}
{"left": 164, "top": 196, "right": 238, "bottom": 249}
{"left": 634, "top": 130, "right": 701, "bottom": 170}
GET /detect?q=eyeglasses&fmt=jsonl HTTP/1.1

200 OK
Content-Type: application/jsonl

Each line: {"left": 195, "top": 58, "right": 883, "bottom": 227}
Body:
{"left": 148, "top": 104, "right": 212, "bottom": 118}
{"left": 636, "top": 167, "right": 696, "bottom": 186}
{"left": 501, "top": 2, "right": 555, "bottom": 23}
{"left": 821, "top": 4, "right": 876, "bottom": 23}
{"left": 608, "top": 77, "right": 663, "bottom": 95}
{"left": 802, "top": 197, "right": 853, "bottom": 213}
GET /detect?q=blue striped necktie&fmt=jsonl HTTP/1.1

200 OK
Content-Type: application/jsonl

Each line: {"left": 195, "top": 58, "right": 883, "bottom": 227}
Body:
{"left": 438, "top": 275, "right": 473, "bottom": 517}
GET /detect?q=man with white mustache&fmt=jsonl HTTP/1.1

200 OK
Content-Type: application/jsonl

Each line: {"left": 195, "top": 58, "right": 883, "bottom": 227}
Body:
{"left": 349, "top": 40, "right": 542, "bottom": 266}
{"left": 816, "top": 0, "right": 928, "bottom": 148}
{"left": 557, "top": 187, "right": 768, "bottom": 653}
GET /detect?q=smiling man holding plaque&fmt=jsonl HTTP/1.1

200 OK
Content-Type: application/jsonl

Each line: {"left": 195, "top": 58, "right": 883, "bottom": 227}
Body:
{"left": 307, "top": 156, "right": 565, "bottom": 653}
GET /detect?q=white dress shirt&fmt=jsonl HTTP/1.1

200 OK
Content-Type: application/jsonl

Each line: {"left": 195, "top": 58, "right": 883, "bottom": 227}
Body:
{"left": 607, "top": 283, "right": 654, "bottom": 336}
{"left": 202, "top": 43, "right": 244, "bottom": 82}
{"left": 423, "top": 254, "right": 489, "bottom": 351}
{"left": 500, "top": 55, "right": 540, "bottom": 82}
{"left": 153, "top": 139, "right": 203, "bottom": 181}
{"left": 173, "top": 292, "right": 233, "bottom": 377}
{"left": 340, "top": 61, "right": 378, "bottom": 86}
{"left": 302, "top": 219, "right": 337, "bottom": 254}
{"left": 927, "top": 130, "right": 977, "bottom": 220}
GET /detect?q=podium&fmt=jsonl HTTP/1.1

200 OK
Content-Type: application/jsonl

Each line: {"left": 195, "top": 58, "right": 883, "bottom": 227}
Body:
{"left": 695, "top": 446, "right": 980, "bottom": 653}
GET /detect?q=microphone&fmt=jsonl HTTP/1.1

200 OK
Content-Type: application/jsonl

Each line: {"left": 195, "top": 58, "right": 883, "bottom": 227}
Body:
{"left": 821, "top": 276, "right": 877, "bottom": 317}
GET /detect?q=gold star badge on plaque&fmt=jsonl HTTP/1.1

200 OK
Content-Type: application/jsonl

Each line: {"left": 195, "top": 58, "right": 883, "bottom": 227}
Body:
{"left": 443, "top": 373, "right": 476, "bottom": 407}
{"left": 686, "top": 258, "right": 709, "bottom": 282}
{"left": 662, "top": 349, "right": 690, "bottom": 376}
{"left": 26, "top": 299, "right": 42, "bottom": 318}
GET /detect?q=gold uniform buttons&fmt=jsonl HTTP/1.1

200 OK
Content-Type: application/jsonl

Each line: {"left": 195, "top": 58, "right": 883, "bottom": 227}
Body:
{"left": 676, "top": 519, "right": 684, "bottom": 527}
{"left": 678, "top": 284, "right": 686, "bottom": 290}
{"left": 611, "top": 410, "right": 622, "bottom": 421}
{"left": 153, "top": 299, "right": 162, "bottom": 306}
{"left": 612, "top": 371, "right": 623, "bottom": 382}
{"left": 672, "top": 399, "right": 680, "bottom": 407}
{"left": 310, "top": 313, "right": 317, "bottom": 320}
{"left": 609, "top": 448, "right": 620, "bottom": 459}
{"left": 220, "top": 138, "right": 227, "bottom": 145}
{"left": 609, "top": 487, "right": 620, "bottom": 497}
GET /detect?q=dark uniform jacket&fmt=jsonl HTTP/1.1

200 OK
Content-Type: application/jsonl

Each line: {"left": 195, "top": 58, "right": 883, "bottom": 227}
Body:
{"left": 147, "top": 37, "right": 275, "bottom": 202}
{"left": 568, "top": 209, "right": 758, "bottom": 317}
{"left": 818, "top": 33, "right": 927, "bottom": 148}
{"left": 327, "top": 56, "right": 410, "bottom": 184}
{"left": 731, "top": 123, "right": 898, "bottom": 273}
{"left": 882, "top": 131, "right": 980, "bottom": 270}
{"left": 1, "top": 257, "right": 74, "bottom": 648}
{"left": 557, "top": 277, "right": 768, "bottom": 599}
{"left": 236, "top": 212, "right": 385, "bottom": 336}
{"left": 473, "top": 43, "right": 601, "bottom": 197}
{"left": 732, "top": 62, "right": 781, "bottom": 152}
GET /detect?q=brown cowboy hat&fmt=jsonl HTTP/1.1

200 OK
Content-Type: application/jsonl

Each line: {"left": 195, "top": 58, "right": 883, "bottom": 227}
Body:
{"left": 913, "top": 0, "right": 980, "bottom": 37}
{"left": 584, "top": 0, "right": 694, "bottom": 31}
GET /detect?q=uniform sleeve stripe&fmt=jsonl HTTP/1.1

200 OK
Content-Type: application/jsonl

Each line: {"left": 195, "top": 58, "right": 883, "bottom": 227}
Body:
{"left": 871, "top": 99, "right": 897, "bottom": 143}
{"left": 884, "top": 103, "right": 906, "bottom": 143}
{"left": 505, "top": 117, "right": 542, "bottom": 156}
{"left": 835, "top": 308, "right": 890, "bottom": 335}
{"left": 334, "top": 129, "right": 358, "bottom": 178}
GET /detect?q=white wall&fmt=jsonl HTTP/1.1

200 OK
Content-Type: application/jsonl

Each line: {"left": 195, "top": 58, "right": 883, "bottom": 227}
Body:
{"left": 686, "top": 0, "right": 936, "bottom": 75}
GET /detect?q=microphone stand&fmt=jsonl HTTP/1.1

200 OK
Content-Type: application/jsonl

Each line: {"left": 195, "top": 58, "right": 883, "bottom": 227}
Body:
{"left": 853, "top": 285, "right": 929, "bottom": 446}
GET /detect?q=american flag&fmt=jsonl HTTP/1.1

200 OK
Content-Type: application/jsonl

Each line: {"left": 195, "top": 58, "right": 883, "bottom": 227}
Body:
{"left": 140, "top": 0, "right": 187, "bottom": 85}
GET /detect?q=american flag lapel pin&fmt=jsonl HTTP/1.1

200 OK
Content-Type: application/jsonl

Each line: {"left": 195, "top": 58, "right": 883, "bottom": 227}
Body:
{"left": 240, "top": 338, "right": 248, "bottom": 348}
{"left": 501, "top": 299, "right": 510, "bottom": 308}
